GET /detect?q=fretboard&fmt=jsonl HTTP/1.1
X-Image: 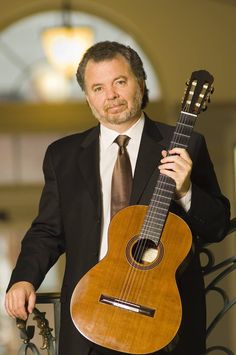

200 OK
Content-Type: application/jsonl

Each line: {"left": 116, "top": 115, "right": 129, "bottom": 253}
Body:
{"left": 139, "top": 111, "right": 197, "bottom": 244}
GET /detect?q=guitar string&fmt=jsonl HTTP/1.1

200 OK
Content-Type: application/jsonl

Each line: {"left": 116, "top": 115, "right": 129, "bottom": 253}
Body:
{"left": 117, "top": 109, "right": 192, "bottom": 304}
{"left": 117, "top": 108, "right": 194, "bottom": 305}
{"left": 133, "top": 110, "right": 196, "bottom": 306}
{"left": 129, "top": 109, "right": 194, "bottom": 305}
{"left": 118, "top": 158, "right": 177, "bottom": 301}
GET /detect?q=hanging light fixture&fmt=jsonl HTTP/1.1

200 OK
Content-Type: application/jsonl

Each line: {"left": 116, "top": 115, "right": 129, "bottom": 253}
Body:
{"left": 41, "top": 0, "right": 94, "bottom": 78}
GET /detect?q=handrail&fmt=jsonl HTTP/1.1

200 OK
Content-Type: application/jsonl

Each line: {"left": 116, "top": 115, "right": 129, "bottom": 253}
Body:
{"left": 15, "top": 218, "right": 236, "bottom": 354}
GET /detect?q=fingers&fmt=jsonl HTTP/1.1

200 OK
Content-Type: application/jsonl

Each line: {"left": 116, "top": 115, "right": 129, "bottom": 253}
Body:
{"left": 28, "top": 291, "right": 36, "bottom": 314}
{"left": 159, "top": 148, "right": 192, "bottom": 197}
{"left": 161, "top": 148, "right": 191, "bottom": 162}
{"left": 5, "top": 289, "right": 28, "bottom": 320}
{"left": 5, "top": 281, "right": 36, "bottom": 320}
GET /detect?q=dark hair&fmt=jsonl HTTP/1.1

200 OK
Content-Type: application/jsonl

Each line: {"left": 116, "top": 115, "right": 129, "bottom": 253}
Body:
{"left": 76, "top": 41, "right": 149, "bottom": 109}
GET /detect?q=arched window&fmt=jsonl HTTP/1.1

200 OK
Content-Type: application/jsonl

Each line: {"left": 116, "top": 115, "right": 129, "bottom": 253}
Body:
{"left": 0, "top": 11, "right": 161, "bottom": 103}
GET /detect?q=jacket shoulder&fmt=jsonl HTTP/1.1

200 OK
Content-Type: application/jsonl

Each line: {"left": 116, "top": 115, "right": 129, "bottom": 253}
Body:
{"left": 47, "top": 126, "right": 98, "bottom": 152}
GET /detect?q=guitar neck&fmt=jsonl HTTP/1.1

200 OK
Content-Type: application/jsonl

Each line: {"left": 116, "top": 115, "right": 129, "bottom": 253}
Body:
{"left": 140, "top": 111, "right": 197, "bottom": 244}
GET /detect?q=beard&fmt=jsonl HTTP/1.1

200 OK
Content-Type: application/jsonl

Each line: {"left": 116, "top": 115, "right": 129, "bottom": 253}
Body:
{"left": 88, "top": 86, "right": 143, "bottom": 126}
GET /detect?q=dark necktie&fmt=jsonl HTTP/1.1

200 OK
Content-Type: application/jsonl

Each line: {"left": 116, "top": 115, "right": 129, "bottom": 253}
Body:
{"left": 110, "top": 135, "right": 133, "bottom": 219}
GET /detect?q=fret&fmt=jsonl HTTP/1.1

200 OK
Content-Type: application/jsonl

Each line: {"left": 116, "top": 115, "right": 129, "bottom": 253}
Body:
{"left": 159, "top": 180, "right": 176, "bottom": 188}
{"left": 150, "top": 206, "right": 169, "bottom": 212}
{"left": 141, "top": 224, "right": 162, "bottom": 233}
{"left": 174, "top": 128, "right": 192, "bottom": 138}
{"left": 151, "top": 191, "right": 173, "bottom": 201}
{"left": 173, "top": 132, "right": 190, "bottom": 138}
{"left": 140, "top": 226, "right": 163, "bottom": 235}
{"left": 146, "top": 215, "right": 168, "bottom": 226}
{"left": 152, "top": 194, "right": 174, "bottom": 202}
{"left": 154, "top": 184, "right": 174, "bottom": 190}
{"left": 148, "top": 201, "right": 169, "bottom": 215}
{"left": 152, "top": 195, "right": 172, "bottom": 202}
{"left": 150, "top": 201, "right": 170, "bottom": 207}
{"left": 142, "top": 224, "right": 163, "bottom": 231}
{"left": 151, "top": 195, "right": 171, "bottom": 202}
{"left": 179, "top": 120, "right": 192, "bottom": 128}
{"left": 140, "top": 230, "right": 162, "bottom": 241}
{"left": 149, "top": 211, "right": 167, "bottom": 218}
{"left": 170, "top": 141, "right": 187, "bottom": 148}
{"left": 140, "top": 107, "right": 197, "bottom": 244}
{"left": 141, "top": 218, "right": 165, "bottom": 241}
{"left": 140, "top": 233, "right": 160, "bottom": 242}
{"left": 148, "top": 216, "right": 167, "bottom": 225}
{"left": 176, "top": 121, "right": 193, "bottom": 128}
{"left": 148, "top": 205, "right": 170, "bottom": 216}
{"left": 153, "top": 189, "right": 174, "bottom": 196}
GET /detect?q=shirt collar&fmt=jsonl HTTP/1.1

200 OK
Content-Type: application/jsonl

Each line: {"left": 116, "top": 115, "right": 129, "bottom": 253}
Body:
{"left": 100, "top": 113, "right": 145, "bottom": 150}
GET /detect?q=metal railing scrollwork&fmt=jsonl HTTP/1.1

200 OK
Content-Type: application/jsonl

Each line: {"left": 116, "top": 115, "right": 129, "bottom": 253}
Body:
{"left": 16, "top": 293, "right": 60, "bottom": 355}
{"left": 202, "top": 217, "right": 236, "bottom": 355}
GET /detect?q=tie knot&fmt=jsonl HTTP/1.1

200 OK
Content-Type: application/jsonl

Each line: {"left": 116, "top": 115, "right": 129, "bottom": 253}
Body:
{"left": 114, "top": 135, "right": 130, "bottom": 149}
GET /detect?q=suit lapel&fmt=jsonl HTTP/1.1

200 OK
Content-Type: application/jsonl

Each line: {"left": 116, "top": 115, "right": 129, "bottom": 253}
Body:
{"left": 76, "top": 117, "right": 172, "bottom": 212}
{"left": 78, "top": 125, "right": 102, "bottom": 217}
{"left": 130, "top": 117, "right": 170, "bottom": 205}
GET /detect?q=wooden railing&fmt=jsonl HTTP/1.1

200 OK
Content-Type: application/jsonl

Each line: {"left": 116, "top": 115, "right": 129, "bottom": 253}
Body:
{"left": 16, "top": 218, "right": 236, "bottom": 355}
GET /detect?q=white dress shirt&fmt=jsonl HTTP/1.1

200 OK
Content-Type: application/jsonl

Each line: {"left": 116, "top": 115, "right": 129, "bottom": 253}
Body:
{"left": 99, "top": 115, "right": 144, "bottom": 259}
{"left": 98, "top": 115, "right": 191, "bottom": 260}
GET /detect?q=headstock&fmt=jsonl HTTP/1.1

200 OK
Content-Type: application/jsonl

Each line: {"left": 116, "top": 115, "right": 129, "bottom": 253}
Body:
{"left": 182, "top": 70, "right": 214, "bottom": 115}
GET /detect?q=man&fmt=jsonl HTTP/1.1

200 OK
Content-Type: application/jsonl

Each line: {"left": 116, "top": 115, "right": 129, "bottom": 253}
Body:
{"left": 5, "top": 41, "right": 230, "bottom": 355}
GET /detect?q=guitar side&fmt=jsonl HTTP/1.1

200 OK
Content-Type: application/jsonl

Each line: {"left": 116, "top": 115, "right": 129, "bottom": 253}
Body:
{"left": 70, "top": 205, "right": 192, "bottom": 354}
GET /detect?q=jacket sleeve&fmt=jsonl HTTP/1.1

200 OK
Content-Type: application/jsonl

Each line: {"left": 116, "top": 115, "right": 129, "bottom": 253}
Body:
{"left": 7, "top": 146, "right": 65, "bottom": 291}
{"left": 187, "top": 134, "right": 231, "bottom": 243}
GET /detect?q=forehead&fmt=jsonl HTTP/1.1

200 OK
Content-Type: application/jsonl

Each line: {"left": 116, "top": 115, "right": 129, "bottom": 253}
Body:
{"left": 84, "top": 55, "right": 134, "bottom": 84}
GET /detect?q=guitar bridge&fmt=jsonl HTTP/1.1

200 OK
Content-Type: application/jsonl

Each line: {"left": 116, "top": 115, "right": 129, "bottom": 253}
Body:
{"left": 99, "top": 294, "right": 155, "bottom": 317}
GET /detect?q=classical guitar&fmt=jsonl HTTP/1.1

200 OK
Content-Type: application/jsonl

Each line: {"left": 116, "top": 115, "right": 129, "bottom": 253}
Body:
{"left": 70, "top": 70, "right": 214, "bottom": 354}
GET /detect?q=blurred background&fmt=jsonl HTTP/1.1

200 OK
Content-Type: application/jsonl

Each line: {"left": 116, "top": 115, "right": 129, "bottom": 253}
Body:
{"left": 0, "top": 0, "right": 235, "bottom": 353}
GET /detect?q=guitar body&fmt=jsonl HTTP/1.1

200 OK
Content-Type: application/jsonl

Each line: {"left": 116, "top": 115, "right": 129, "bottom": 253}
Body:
{"left": 71, "top": 205, "right": 192, "bottom": 354}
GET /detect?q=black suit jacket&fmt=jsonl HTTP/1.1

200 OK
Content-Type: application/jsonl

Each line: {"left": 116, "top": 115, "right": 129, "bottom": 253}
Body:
{"left": 8, "top": 116, "right": 230, "bottom": 355}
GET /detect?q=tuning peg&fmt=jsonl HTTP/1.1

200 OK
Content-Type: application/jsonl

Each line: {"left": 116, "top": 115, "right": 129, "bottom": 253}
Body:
{"left": 206, "top": 93, "right": 211, "bottom": 103}
{"left": 210, "top": 85, "right": 214, "bottom": 94}
{"left": 181, "top": 87, "right": 188, "bottom": 104}
{"left": 181, "top": 95, "right": 186, "bottom": 105}
{"left": 202, "top": 102, "right": 208, "bottom": 111}
{"left": 185, "top": 79, "right": 190, "bottom": 87}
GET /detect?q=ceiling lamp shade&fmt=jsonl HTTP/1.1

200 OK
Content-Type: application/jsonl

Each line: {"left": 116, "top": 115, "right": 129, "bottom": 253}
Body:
{"left": 31, "top": 64, "right": 71, "bottom": 101}
{"left": 42, "top": 26, "right": 93, "bottom": 77}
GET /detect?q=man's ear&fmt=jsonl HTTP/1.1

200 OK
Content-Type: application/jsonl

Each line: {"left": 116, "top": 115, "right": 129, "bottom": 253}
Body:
{"left": 85, "top": 97, "right": 90, "bottom": 107}
{"left": 139, "top": 80, "right": 145, "bottom": 95}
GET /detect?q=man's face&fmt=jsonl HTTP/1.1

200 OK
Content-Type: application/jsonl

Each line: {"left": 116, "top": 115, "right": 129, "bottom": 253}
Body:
{"left": 84, "top": 55, "right": 143, "bottom": 131}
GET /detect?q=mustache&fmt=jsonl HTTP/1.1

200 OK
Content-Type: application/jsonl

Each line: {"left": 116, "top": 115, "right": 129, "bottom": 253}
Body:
{"left": 104, "top": 100, "right": 126, "bottom": 110}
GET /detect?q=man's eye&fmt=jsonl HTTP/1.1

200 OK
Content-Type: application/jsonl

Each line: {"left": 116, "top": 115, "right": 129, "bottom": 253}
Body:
{"left": 116, "top": 80, "right": 126, "bottom": 85}
{"left": 94, "top": 87, "right": 102, "bottom": 92}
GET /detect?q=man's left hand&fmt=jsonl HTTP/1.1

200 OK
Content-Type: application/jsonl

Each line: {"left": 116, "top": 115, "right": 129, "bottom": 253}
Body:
{"left": 158, "top": 148, "right": 192, "bottom": 199}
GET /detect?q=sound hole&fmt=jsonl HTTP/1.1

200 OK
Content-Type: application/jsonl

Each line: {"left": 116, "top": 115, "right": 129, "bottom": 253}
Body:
{"left": 126, "top": 237, "right": 163, "bottom": 270}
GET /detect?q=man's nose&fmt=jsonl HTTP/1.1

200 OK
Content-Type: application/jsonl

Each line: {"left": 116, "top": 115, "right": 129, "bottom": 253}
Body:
{"left": 105, "top": 86, "right": 119, "bottom": 99}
